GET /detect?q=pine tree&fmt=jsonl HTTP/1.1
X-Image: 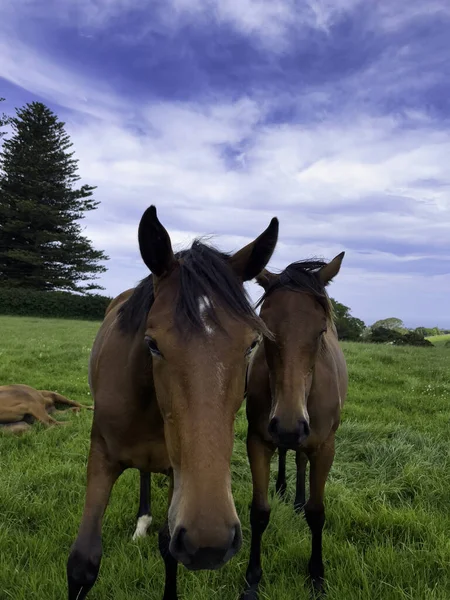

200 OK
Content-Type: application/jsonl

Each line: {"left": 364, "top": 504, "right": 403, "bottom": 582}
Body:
{"left": 0, "top": 102, "right": 108, "bottom": 292}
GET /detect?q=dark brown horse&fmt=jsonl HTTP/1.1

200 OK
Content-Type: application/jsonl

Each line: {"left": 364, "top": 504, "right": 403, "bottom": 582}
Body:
{"left": 66, "top": 205, "right": 279, "bottom": 600}
{"left": 241, "top": 253, "right": 348, "bottom": 599}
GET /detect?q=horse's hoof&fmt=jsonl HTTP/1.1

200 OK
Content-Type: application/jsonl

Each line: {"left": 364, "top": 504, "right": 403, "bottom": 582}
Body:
{"left": 240, "top": 586, "right": 259, "bottom": 600}
{"left": 310, "top": 583, "right": 326, "bottom": 598}
{"left": 308, "top": 562, "right": 325, "bottom": 596}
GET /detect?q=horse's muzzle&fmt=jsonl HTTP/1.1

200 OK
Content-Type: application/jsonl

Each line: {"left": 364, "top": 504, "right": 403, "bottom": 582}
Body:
{"left": 169, "top": 523, "right": 242, "bottom": 570}
{"left": 268, "top": 416, "right": 310, "bottom": 449}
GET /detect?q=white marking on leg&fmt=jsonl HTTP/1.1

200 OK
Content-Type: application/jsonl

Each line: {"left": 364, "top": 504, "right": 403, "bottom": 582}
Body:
{"left": 132, "top": 515, "right": 153, "bottom": 540}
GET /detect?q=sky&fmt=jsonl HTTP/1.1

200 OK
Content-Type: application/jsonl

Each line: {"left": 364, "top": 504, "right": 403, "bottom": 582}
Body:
{"left": 1, "top": 0, "right": 450, "bottom": 328}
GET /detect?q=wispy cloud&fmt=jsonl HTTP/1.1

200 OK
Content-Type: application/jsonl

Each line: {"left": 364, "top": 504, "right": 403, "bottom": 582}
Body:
{"left": 0, "top": 38, "right": 125, "bottom": 120}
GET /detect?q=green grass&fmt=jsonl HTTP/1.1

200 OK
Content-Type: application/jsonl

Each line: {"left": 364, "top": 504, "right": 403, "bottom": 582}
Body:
{"left": 427, "top": 333, "right": 450, "bottom": 347}
{"left": 1, "top": 315, "right": 450, "bottom": 599}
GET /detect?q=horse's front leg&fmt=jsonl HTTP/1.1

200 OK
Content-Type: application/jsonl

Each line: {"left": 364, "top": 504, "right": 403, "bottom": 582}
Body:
{"left": 275, "top": 447, "right": 287, "bottom": 498}
{"left": 158, "top": 472, "right": 178, "bottom": 600}
{"left": 294, "top": 449, "right": 308, "bottom": 513}
{"left": 67, "top": 434, "right": 122, "bottom": 600}
{"left": 241, "top": 432, "right": 274, "bottom": 600}
{"left": 304, "top": 433, "right": 335, "bottom": 594}
{"left": 132, "top": 471, "right": 152, "bottom": 540}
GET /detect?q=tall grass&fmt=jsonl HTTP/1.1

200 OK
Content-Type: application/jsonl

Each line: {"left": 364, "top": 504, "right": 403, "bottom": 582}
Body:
{"left": 1, "top": 316, "right": 450, "bottom": 599}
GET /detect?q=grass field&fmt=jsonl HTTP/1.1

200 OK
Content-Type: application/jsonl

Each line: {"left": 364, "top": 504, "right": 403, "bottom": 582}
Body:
{"left": 1, "top": 315, "right": 450, "bottom": 600}
{"left": 427, "top": 333, "right": 450, "bottom": 347}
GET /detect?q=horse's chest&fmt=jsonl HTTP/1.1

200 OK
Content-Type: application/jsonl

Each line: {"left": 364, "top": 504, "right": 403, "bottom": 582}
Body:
{"left": 119, "top": 438, "right": 171, "bottom": 473}
{"left": 107, "top": 421, "right": 170, "bottom": 473}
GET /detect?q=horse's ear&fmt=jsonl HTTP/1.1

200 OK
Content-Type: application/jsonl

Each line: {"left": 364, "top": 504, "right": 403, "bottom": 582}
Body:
{"left": 228, "top": 217, "right": 279, "bottom": 282}
{"left": 318, "top": 251, "right": 345, "bottom": 285}
{"left": 255, "top": 268, "right": 277, "bottom": 291}
{"left": 138, "top": 205, "right": 176, "bottom": 277}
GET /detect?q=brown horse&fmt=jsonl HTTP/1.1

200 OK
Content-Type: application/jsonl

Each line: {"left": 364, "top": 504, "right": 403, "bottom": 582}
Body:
{"left": 0, "top": 384, "right": 92, "bottom": 434}
{"left": 67, "top": 205, "right": 279, "bottom": 600}
{"left": 241, "top": 253, "right": 348, "bottom": 598}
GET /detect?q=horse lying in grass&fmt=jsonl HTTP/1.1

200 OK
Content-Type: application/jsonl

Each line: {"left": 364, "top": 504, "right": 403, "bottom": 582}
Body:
{"left": 67, "top": 205, "right": 279, "bottom": 600}
{"left": 0, "top": 384, "right": 93, "bottom": 434}
{"left": 241, "top": 253, "right": 348, "bottom": 599}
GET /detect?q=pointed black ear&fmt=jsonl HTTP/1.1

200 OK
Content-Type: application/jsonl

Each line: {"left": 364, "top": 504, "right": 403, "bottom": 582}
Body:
{"left": 255, "top": 269, "right": 278, "bottom": 291}
{"left": 228, "top": 217, "right": 279, "bottom": 282}
{"left": 318, "top": 251, "right": 345, "bottom": 285}
{"left": 138, "top": 205, "right": 176, "bottom": 277}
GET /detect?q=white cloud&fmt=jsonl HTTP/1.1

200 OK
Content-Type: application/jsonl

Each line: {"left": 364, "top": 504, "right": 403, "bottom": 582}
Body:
{"left": 0, "top": 38, "right": 124, "bottom": 120}
{"left": 70, "top": 104, "right": 450, "bottom": 240}
{"left": 4, "top": 0, "right": 448, "bottom": 55}
{"left": 64, "top": 99, "right": 450, "bottom": 327}
{"left": 0, "top": 0, "right": 358, "bottom": 50}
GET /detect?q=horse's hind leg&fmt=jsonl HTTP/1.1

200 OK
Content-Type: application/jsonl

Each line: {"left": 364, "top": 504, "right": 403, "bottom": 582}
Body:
{"left": 28, "top": 403, "right": 62, "bottom": 427}
{"left": 294, "top": 450, "right": 308, "bottom": 513}
{"left": 304, "top": 433, "right": 335, "bottom": 594}
{"left": 240, "top": 433, "right": 274, "bottom": 600}
{"left": 40, "top": 391, "right": 93, "bottom": 412}
{"left": 275, "top": 447, "right": 287, "bottom": 498}
{"left": 67, "top": 434, "right": 122, "bottom": 600}
{"left": 132, "top": 471, "right": 152, "bottom": 540}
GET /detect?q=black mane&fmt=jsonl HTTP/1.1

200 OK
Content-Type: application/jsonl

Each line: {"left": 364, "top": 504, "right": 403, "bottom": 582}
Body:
{"left": 118, "top": 240, "right": 268, "bottom": 337}
{"left": 257, "top": 259, "right": 333, "bottom": 318}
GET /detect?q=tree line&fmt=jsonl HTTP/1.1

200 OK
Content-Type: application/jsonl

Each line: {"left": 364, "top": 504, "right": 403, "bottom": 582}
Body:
{"left": 331, "top": 306, "right": 446, "bottom": 346}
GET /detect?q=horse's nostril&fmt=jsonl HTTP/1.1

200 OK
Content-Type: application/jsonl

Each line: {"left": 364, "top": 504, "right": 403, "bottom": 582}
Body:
{"left": 172, "top": 527, "right": 197, "bottom": 556}
{"left": 268, "top": 417, "right": 279, "bottom": 436}
{"left": 298, "top": 419, "right": 310, "bottom": 438}
{"left": 172, "top": 527, "right": 186, "bottom": 555}
{"left": 231, "top": 524, "right": 242, "bottom": 552}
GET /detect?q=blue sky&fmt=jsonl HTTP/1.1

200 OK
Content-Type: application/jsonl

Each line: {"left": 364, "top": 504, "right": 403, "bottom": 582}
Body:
{"left": 1, "top": 0, "right": 450, "bottom": 327}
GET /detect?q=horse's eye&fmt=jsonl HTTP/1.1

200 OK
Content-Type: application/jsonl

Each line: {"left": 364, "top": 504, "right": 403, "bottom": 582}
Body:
{"left": 246, "top": 339, "right": 259, "bottom": 356}
{"left": 145, "top": 336, "right": 162, "bottom": 357}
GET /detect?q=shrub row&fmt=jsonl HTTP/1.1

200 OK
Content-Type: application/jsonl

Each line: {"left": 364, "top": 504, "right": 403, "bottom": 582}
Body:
{"left": 369, "top": 326, "right": 434, "bottom": 347}
{"left": 0, "top": 288, "right": 112, "bottom": 320}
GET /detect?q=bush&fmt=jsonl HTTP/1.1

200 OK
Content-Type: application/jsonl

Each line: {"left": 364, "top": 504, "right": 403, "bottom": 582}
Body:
{"left": 0, "top": 288, "right": 111, "bottom": 320}
{"left": 370, "top": 326, "right": 403, "bottom": 344}
{"left": 394, "top": 331, "right": 434, "bottom": 347}
{"left": 370, "top": 326, "right": 434, "bottom": 347}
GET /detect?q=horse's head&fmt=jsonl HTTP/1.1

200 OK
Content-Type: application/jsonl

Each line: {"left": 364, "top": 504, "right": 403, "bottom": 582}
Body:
{"left": 138, "top": 206, "right": 278, "bottom": 570}
{"left": 255, "top": 253, "right": 344, "bottom": 450}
